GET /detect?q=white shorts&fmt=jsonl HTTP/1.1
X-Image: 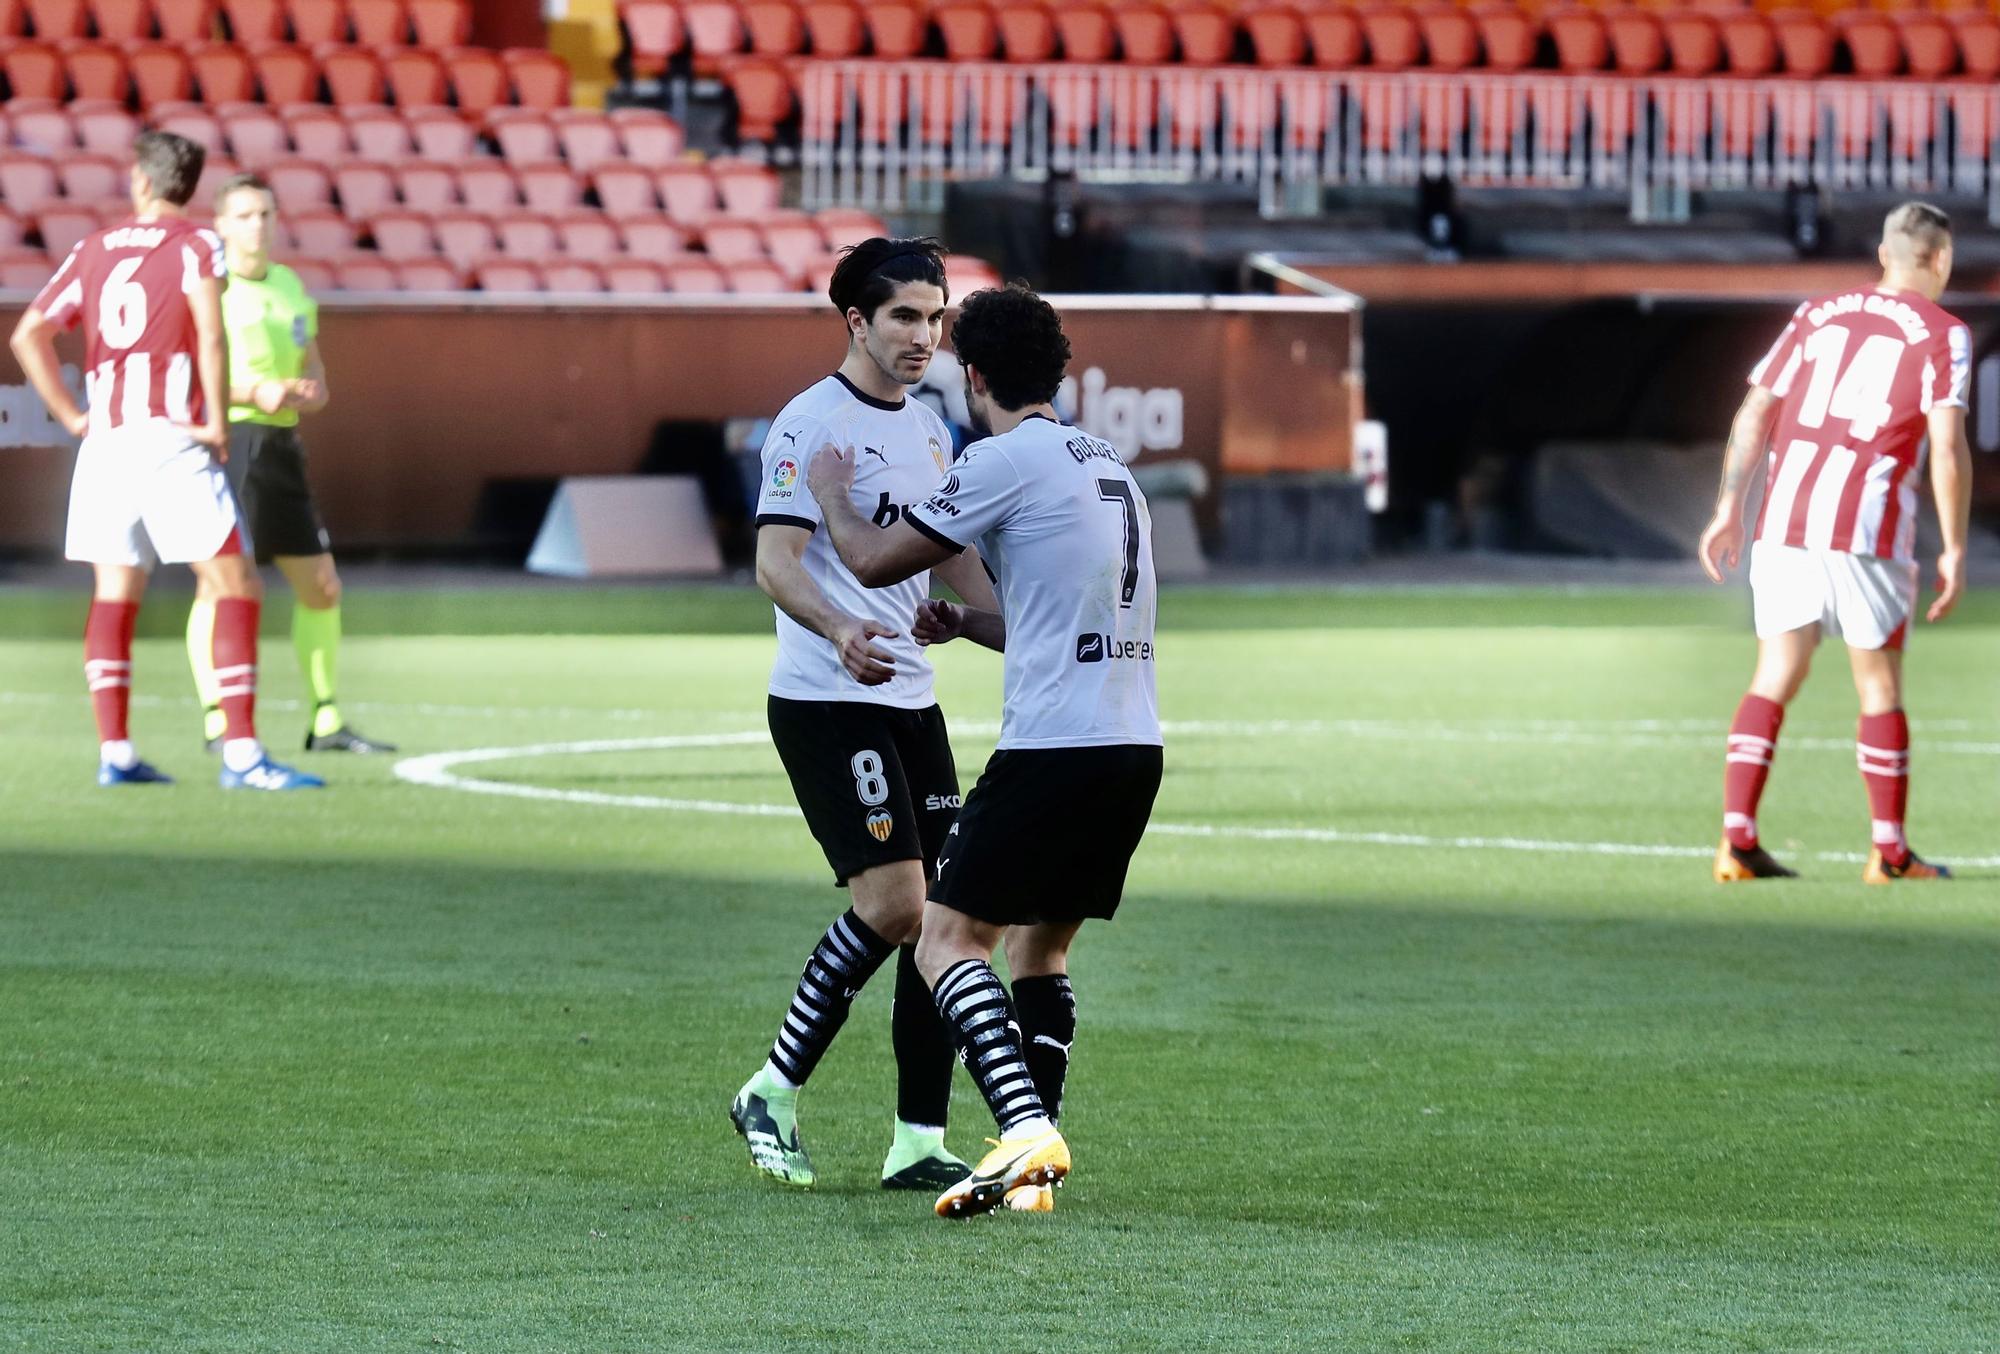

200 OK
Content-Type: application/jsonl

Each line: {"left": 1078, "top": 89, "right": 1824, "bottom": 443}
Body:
{"left": 64, "top": 423, "right": 241, "bottom": 570}
{"left": 1749, "top": 541, "right": 1918, "bottom": 651}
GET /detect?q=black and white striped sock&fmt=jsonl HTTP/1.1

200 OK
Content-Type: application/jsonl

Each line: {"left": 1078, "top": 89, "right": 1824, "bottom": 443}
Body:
{"left": 1012, "top": 974, "right": 1075, "bottom": 1124}
{"left": 933, "top": 959, "right": 1049, "bottom": 1137}
{"left": 767, "top": 909, "right": 894, "bottom": 1087}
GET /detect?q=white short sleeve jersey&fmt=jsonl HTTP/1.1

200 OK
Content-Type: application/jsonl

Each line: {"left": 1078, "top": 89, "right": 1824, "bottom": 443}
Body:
{"left": 906, "top": 413, "right": 1160, "bottom": 750}
{"left": 755, "top": 374, "right": 956, "bottom": 709}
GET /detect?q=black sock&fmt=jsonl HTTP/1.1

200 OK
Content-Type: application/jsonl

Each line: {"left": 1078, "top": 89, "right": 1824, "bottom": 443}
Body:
{"left": 1011, "top": 974, "right": 1075, "bottom": 1125}
{"left": 767, "top": 909, "right": 894, "bottom": 1087}
{"left": 932, "top": 959, "right": 1047, "bottom": 1135}
{"left": 892, "top": 943, "right": 955, "bottom": 1126}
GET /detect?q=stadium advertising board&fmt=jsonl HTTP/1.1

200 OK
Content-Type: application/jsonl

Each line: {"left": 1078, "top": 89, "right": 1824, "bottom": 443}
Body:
{"left": 0, "top": 295, "right": 1359, "bottom": 553}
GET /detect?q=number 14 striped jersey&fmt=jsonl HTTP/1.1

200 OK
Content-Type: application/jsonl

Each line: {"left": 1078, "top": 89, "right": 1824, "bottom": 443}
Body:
{"left": 1747, "top": 287, "right": 1970, "bottom": 564}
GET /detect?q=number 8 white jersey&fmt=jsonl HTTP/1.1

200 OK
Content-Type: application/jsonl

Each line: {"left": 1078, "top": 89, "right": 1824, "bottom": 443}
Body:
{"left": 908, "top": 413, "right": 1160, "bottom": 750}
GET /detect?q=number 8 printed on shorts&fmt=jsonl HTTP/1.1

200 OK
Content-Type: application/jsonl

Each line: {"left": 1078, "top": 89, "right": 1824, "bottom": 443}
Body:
{"left": 851, "top": 750, "right": 889, "bottom": 806}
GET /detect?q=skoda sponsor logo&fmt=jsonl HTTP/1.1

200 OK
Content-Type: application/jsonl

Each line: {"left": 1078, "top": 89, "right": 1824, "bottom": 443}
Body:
{"left": 924, "top": 793, "right": 963, "bottom": 811}
{"left": 1076, "top": 632, "right": 1155, "bottom": 664}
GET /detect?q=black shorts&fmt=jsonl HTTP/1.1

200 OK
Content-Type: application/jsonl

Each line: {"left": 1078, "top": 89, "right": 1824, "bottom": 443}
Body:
{"left": 931, "top": 744, "right": 1163, "bottom": 927}
{"left": 224, "top": 423, "right": 330, "bottom": 563}
{"left": 767, "top": 695, "right": 961, "bottom": 887}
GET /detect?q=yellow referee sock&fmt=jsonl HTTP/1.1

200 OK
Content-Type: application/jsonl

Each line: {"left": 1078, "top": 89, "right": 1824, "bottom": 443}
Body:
{"left": 294, "top": 602, "right": 344, "bottom": 737}
{"left": 186, "top": 597, "right": 227, "bottom": 742}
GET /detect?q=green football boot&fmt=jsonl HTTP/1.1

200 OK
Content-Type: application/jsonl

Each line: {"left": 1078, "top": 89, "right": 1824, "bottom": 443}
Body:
{"left": 729, "top": 1070, "right": 816, "bottom": 1189}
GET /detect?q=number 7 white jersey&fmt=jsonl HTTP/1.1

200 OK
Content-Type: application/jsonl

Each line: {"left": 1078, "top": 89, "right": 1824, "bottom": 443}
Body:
{"left": 1747, "top": 287, "right": 1970, "bottom": 563}
{"left": 907, "top": 413, "right": 1160, "bottom": 751}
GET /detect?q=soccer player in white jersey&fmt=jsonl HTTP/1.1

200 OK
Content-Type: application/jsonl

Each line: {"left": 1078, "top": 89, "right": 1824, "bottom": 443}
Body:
{"left": 804, "top": 284, "right": 1163, "bottom": 1219}
{"left": 1699, "top": 202, "right": 1972, "bottom": 882}
{"left": 729, "top": 238, "right": 1005, "bottom": 1194}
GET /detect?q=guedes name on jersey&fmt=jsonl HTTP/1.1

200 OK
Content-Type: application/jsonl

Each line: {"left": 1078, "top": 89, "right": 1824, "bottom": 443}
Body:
{"left": 1066, "top": 437, "right": 1122, "bottom": 466}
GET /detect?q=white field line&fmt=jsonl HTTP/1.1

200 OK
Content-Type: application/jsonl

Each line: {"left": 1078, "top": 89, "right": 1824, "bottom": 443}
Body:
{"left": 391, "top": 734, "right": 2000, "bottom": 869}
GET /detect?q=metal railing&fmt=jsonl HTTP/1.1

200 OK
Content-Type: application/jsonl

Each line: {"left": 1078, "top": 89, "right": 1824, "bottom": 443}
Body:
{"left": 797, "top": 63, "right": 2000, "bottom": 224}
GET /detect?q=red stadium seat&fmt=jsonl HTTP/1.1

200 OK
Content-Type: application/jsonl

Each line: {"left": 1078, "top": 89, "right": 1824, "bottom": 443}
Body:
{"left": 1243, "top": 4, "right": 1304, "bottom": 68}
{"left": 265, "top": 155, "right": 332, "bottom": 205}
{"left": 700, "top": 217, "right": 762, "bottom": 262}
{"left": 812, "top": 206, "right": 885, "bottom": 249}
{"left": 443, "top": 45, "right": 505, "bottom": 114}
{"left": 333, "top": 160, "right": 396, "bottom": 216}
{"left": 1175, "top": 3, "right": 1236, "bottom": 66}
{"left": 1954, "top": 11, "right": 2000, "bottom": 80}
{"left": 1356, "top": 6, "right": 1417, "bottom": 71}
{"left": 551, "top": 107, "right": 620, "bottom": 171}
{"left": 220, "top": 0, "right": 281, "bottom": 42}
{"left": 680, "top": 0, "right": 745, "bottom": 72}
{"left": 602, "top": 257, "right": 663, "bottom": 292}
{"left": 1110, "top": 2, "right": 1172, "bottom": 63}
{"left": 489, "top": 107, "right": 556, "bottom": 163}
{"left": 608, "top": 105, "right": 682, "bottom": 165}
{"left": 432, "top": 208, "right": 492, "bottom": 267}
{"left": 758, "top": 209, "right": 823, "bottom": 275}
{"left": 1547, "top": 6, "right": 1607, "bottom": 72}
{"left": 1894, "top": 12, "right": 1957, "bottom": 81}
{"left": 0, "top": 152, "right": 58, "bottom": 211}
{"left": 1836, "top": 11, "right": 1898, "bottom": 79}
{"left": 726, "top": 58, "right": 793, "bottom": 142}
{"left": 286, "top": 205, "right": 352, "bottom": 251}
{"left": 70, "top": 98, "right": 135, "bottom": 152}
{"left": 348, "top": 0, "right": 408, "bottom": 46}
{"left": 62, "top": 42, "right": 129, "bottom": 101}
{"left": 26, "top": 0, "right": 88, "bottom": 38}
{"left": 280, "top": 103, "right": 347, "bottom": 158}
{"left": 724, "top": 258, "right": 791, "bottom": 294}
{"left": 503, "top": 48, "right": 569, "bottom": 109}
{"left": 943, "top": 253, "right": 1000, "bottom": 292}
{"left": 393, "top": 255, "right": 460, "bottom": 289}
{"left": 1771, "top": 10, "right": 1831, "bottom": 79}
{"left": 55, "top": 150, "right": 120, "bottom": 200}
{"left": 514, "top": 161, "right": 581, "bottom": 211}
{"left": 285, "top": 0, "right": 345, "bottom": 44}
{"left": 3, "top": 41, "right": 66, "bottom": 99}
{"left": 935, "top": 0, "right": 997, "bottom": 62}
{"left": 189, "top": 148, "right": 237, "bottom": 203}
{"left": 250, "top": 44, "right": 319, "bottom": 103}
{"left": 711, "top": 158, "right": 779, "bottom": 216}
{"left": 9, "top": 99, "right": 72, "bottom": 153}
{"left": 611, "top": 212, "right": 682, "bottom": 258}
{"left": 156, "top": 102, "right": 222, "bottom": 150}
{"left": 552, "top": 207, "right": 618, "bottom": 259}
{"left": 1416, "top": 4, "right": 1478, "bottom": 72}
{"left": 128, "top": 42, "right": 192, "bottom": 104}
{"left": 865, "top": 0, "right": 926, "bottom": 58}
{"left": 1605, "top": 9, "right": 1662, "bottom": 74}
{"left": 541, "top": 258, "right": 603, "bottom": 292}
{"left": 394, "top": 159, "right": 454, "bottom": 210}
{"left": 334, "top": 253, "right": 396, "bottom": 289}
{"left": 284, "top": 255, "right": 335, "bottom": 290}
{"left": 1302, "top": 4, "right": 1361, "bottom": 68}
{"left": 1662, "top": 12, "right": 1720, "bottom": 76}
{"left": 619, "top": 0, "right": 682, "bottom": 77}
{"left": 384, "top": 47, "right": 446, "bottom": 106}
{"left": 88, "top": 0, "right": 153, "bottom": 41}
{"left": 346, "top": 105, "right": 414, "bottom": 158}
{"left": 1473, "top": 4, "right": 1537, "bottom": 73}
{"left": 188, "top": 41, "right": 253, "bottom": 102}
{"left": 654, "top": 161, "right": 718, "bottom": 222}
{"left": 475, "top": 259, "right": 540, "bottom": 291}
{"left": 217, "top": 101, "right": 285, "bottom": 160}
{"left": 0, "top": 247, "right": 58, "bottom": 287}
{"left": 800, "top": 0, "right": 864, "bottom": 59}
{"left": 36, "top": 204, "right": 98, "bottom": 255}
{"left": 320, "top": 45, "right": 385, "bottom": 105}
{"left": 741, "top": 0, "right": 803, "bottom": 56}
{"left": 1053, "top": 2, "right": 1113, "bottom": 62}
{"left": 0, "top": 209, "right": 28, "bottom": 248}
{"left": 407, "top": 105, "right": 474, "bottom": 158}
{"left": 1718, "top": 11, "right": 1775, "bottom": 77}
{"left": 664, "top": 257, "right": 727, "bottom": 293}
{"left": 455, "top": 159, "right": 516, "bottom": 210}
{"left": 591, "top": 163, "right": 656, "bottom": 215}
{"left": 407, "top": 0, "right": 467, "bottom": 49}
{"left": 996, "top": 0, "right": 1055, "bottom": 62}
{"left": 156, "top": 0, "right": 219, "bottom": 42}
{"left": 494, "top": 208, "right": 556, "bottom": 259}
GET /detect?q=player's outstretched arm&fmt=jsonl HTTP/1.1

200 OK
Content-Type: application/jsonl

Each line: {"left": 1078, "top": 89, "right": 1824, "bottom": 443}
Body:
{"left": 754, "top": 522, "right": 898, "bottom": 686}
{"left": 8, "top": 308, "right": 86, "bottom": 437}
{"left": 805, "top": 443, "right": 957, "bottom": 588}
{"left": 1925, "top": 403, "right": 1971, "bottom": 623}
{"left": 1699, "top": 385, "right": 1779, "bottom": 583}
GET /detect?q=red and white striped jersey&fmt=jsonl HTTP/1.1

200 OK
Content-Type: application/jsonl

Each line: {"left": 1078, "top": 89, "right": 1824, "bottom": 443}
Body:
{"left": 1747, "top": 287, "right": 1970, "bottom": 563}
{"left": 31, "top": 215, "right": 226, "bottom": 435}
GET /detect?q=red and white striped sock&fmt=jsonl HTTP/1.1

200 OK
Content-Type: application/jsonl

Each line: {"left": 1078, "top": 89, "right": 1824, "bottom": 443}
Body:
{"left": 1723, "top": 694, "right": 1785, "bottom": 850}
{"left": 1857, "top": 710, "right": 1911, "bottom": 866}
{"left": 84, "top": 599, "right": 139, "bottom": 762}
{"left": 211, "top": 596, "right": 262, "bottom": 759}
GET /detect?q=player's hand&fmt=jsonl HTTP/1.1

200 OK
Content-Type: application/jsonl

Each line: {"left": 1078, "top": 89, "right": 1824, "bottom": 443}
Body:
{"left": 1698, "top": 513, "right": 1743, "bottom": 584}
{"left": 283, "top": 379, "right": 320, "bottom": 408}
{"left": 806, "top": 443, "right": 856, "bottom": 506}
{"left": 188, "top": 422, "right": 227, "bottom": 455}
{"left": 251, "top": 379, "right": 288, "bottom": 415}
{"left": 58, "top": 409, "right": 87, "bottom": 438}
{"left": 1927, "top": 547, "right": 1966, "bottom": 623}
{"left": 913, "top": 598, "right": 963, "bottom": 647}
{"left": 833, "top": 616, "right": 899, "bottom": 685}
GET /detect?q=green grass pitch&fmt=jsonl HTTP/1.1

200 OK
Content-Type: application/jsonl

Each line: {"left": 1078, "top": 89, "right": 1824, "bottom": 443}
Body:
{"left": 2, "top": 582, "right": 1994, "bottom": 1352}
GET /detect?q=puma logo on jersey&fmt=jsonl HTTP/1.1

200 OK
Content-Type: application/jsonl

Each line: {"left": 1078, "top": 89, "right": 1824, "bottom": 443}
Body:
{"left": 863, "top": 446, "right": 887, "bottom": 462}
{"left": 781, "top": 430, "right": 800, "bottom": 444}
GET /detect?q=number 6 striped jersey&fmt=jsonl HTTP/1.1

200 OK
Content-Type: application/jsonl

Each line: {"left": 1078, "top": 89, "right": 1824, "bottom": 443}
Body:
{"left": 31, "top": 215, "right": 226, "bottom": 435}
{"left": 1747, "top": 287, "right": 1971, "bottom": 564}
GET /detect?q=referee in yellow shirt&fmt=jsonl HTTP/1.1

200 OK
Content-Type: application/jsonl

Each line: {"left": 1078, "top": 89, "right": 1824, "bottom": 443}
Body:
{"left": 187, "top": 172, "right": 394, "bottom": 755}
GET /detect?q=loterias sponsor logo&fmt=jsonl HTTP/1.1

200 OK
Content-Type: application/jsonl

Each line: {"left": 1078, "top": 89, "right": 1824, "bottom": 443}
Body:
{"left": 1076, "top": 632, "right": 1154, "bottom": 663}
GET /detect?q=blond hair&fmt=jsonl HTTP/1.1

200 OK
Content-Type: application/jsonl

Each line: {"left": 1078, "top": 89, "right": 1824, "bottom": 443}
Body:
{"left": 1882, "top": 201, "right": 1951, "bottom": 268}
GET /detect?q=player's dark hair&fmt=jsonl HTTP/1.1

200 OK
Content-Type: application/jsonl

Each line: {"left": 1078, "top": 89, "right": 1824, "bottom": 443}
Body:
{"left": 828, "top": 237, "right": 949, "bottom": 323}
{"left": 950, "top": 283, "right": 1072, "bottom": 411}
{"left": 131, "top": 130, "right": 205, "bottom": 208}
{"left": 214, "top": 171, "right": 273, "bottom": 211}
